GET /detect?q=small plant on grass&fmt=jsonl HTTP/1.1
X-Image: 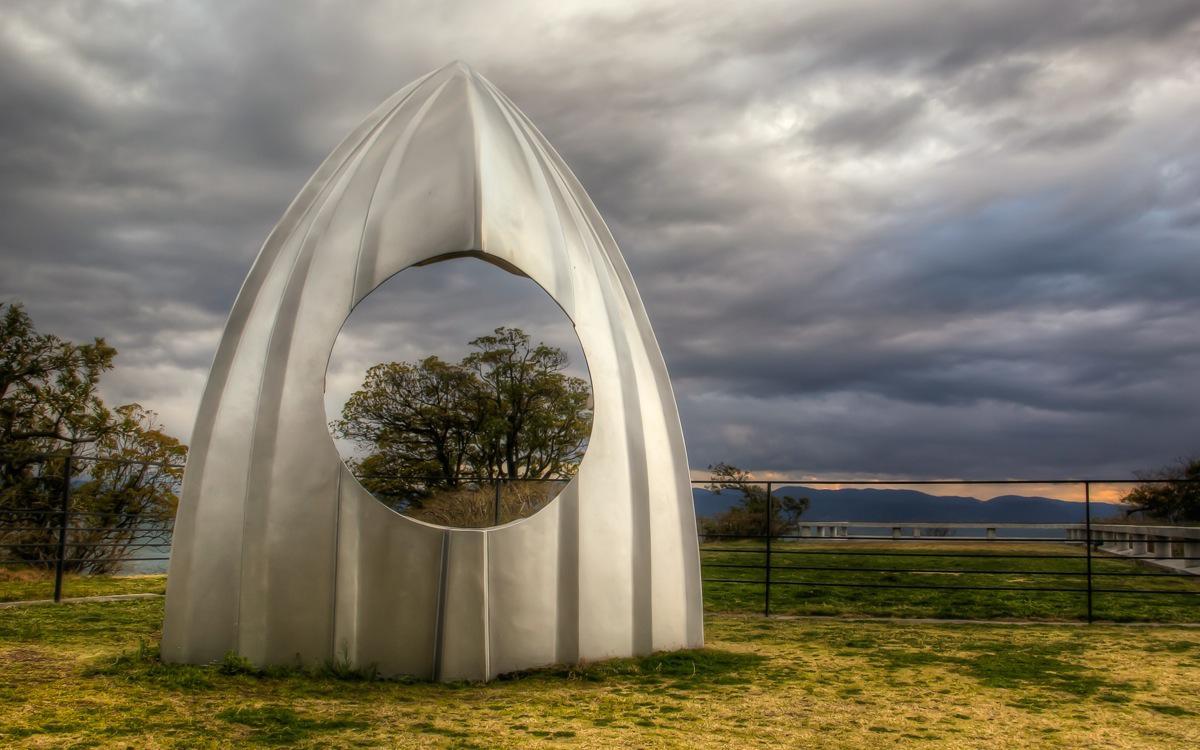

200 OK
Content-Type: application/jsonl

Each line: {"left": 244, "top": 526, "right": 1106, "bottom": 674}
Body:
{"left": 320, "top": 641, "right": 380, "bottom": 681}
{"left": 218, "top": 651, "right": 257, "bottom": 676}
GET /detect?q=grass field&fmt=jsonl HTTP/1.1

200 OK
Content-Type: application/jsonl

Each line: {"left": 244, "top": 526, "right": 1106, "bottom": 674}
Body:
{"left": 0, "top": 569, "right": 166, "bottom": 603}
{"left": 1, "top": 598, "right": 1199, "bottom": 748}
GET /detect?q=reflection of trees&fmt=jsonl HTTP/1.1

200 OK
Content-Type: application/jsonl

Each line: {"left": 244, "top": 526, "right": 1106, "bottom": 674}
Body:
{"left": 402, "top": 480, "right": 565, "bottom": 528}
{"left": 332, "top": 327, "right": 592, "bottom": 517}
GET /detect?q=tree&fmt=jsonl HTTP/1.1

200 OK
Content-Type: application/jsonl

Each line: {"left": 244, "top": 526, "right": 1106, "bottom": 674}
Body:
{"left": 1123, "top": 456, "right": 1200, "bottom": 523}
{"left": 0, "top": 303, "right": 187, "bottom": 572}
{"left": 62, "top": 404, "right": 186, "bottom": 572}
{"left": 331, "top": 326, "right": 592, "bottom": 514}
{"left": 700, "top": 462, "right": 809, "bottom": 539}
{"left": 1, "top": 302, "right": 115, "bottom": 479}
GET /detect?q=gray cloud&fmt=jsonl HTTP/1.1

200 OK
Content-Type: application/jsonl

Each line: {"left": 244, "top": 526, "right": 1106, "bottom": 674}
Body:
{"left": 806, "top": 95, "right": 927, "bottom": 152}
{"left": 1, "top": 0, "right": 1198, "bottom": 481}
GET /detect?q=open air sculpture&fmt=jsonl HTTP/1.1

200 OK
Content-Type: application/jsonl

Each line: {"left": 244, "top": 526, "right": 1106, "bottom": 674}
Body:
{"left": 162, "top": 63, "right": 703, "bottom": 681}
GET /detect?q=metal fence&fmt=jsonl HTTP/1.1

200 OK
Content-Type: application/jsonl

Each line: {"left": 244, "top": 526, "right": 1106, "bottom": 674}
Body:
{"left": 2, "top": 458, "right": 1198, "bottom": 622}
{"left": 0, "top": 453, "right": 180, "bottom": 602}
{"left": 693, "top": 478, "right": 1200, "bottom": 623}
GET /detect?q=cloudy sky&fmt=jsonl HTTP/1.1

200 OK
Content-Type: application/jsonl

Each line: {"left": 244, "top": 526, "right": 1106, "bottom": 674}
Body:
{"left": 2, "top": 0, "right": 1199, "bottom": 482}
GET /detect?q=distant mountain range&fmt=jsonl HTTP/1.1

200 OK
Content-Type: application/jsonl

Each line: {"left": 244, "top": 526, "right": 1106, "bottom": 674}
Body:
{"left": 692, "top": 485, "right": 1129, "bottom": 523}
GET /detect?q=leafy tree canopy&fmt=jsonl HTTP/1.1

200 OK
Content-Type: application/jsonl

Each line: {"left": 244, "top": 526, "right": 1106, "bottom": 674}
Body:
{"left": 1123, "top": 456, "right": 1200, "bottom": 523}
{"left": 0, "top": 302, "right": 186, "bottom": 572}
{"left": 702, "top": 462, "right": 809, "bottom": 538}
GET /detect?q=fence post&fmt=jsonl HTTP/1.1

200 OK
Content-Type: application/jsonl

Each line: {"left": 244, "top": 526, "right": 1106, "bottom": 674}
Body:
{"left": 493, "top": 478, "right": 502, "bottom": 526}
{"left": 53, "top": 453, "right": 73, "bottom": 603}
{"left": 764, "top": 481, "right": 772, "bottom": 617}
{"left": 1084, "top": 481, "right": 1093, "bottom": 624}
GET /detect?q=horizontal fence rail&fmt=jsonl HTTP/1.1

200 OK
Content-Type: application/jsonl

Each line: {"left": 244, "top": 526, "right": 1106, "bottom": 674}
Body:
{"left": 1, "top": 452, "right": 1198, "bottom": 621}
{"left": 0, "top": 451, "right": 186, "bottom": 601}
{"left": 691, "top": 478, "right": 1200, "bottom": 622}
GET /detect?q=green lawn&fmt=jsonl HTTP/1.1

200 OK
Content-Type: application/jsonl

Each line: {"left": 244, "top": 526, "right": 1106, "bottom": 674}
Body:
{"left": 1, "top": 598, "right": 1199, "bottom": 748}
{"left": 0, "top": 570, "right": 166, "bottom": 603}
{"left": 702, "top": 540, "right": 1200, "bottom": 622}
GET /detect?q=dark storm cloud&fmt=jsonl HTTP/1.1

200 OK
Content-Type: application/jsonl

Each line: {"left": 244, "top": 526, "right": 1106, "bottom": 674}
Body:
{"left": 722, "top": 0, "right": 1200, "bottom": 78}
{"left": 806, "top": 95, "right": 926, "bottom": 152}
{"left": 1, "top": 0, "right": 1197, "bottom": 479}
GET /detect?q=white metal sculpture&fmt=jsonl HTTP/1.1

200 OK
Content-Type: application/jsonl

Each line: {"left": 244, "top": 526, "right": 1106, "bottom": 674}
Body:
{"left": 162, "top": 62, "right": 703, "bottom": 681}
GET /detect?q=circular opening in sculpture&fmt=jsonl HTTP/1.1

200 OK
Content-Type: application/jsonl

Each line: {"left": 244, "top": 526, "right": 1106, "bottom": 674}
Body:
{"left": 325, "top": 255, "right": 593, "bottom": 529}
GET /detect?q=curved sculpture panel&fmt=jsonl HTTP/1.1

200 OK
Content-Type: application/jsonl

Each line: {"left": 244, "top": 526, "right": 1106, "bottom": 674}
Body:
{"left": 161, "top": 62, "right": 703, "bottom": 681}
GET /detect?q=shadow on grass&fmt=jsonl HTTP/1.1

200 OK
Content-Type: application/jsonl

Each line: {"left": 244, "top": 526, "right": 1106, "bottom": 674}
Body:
{"left": 822, "top": 628, "right": 1136, "bottom": 710}
{"left": 215, "top": 705, "right": 368, "bottom": 746}
{"left": 498, "top": 647, "right": 765, "bottom": 689}
{"left": 84, "top": 641, "right": 395, "bottom": 692}
{"left": 85, "top": 639, "right": 765, "bottom": 697}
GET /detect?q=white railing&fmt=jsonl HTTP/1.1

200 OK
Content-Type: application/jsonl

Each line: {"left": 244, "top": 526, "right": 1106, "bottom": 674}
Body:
{"left": 780, "top": 522, "right": 1200, "bottom": 575}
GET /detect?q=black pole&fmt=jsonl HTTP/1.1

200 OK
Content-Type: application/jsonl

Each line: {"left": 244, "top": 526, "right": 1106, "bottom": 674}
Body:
{"left": 764, "top": 481, "right": 773, "bottom": 617}
{"left": 53, "top": 453, "right": 73, "bottom": 603}
{"left": 493, "top": 478, "right": 501, "bottom": 526}
{"left": 1084, "top": 481, "right": 1093, "bottom": 624}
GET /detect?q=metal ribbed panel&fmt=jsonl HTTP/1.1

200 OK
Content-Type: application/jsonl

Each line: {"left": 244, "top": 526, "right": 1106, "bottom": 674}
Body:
{"left": 162, "top": 62, "right": 702, "bottom": 681}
